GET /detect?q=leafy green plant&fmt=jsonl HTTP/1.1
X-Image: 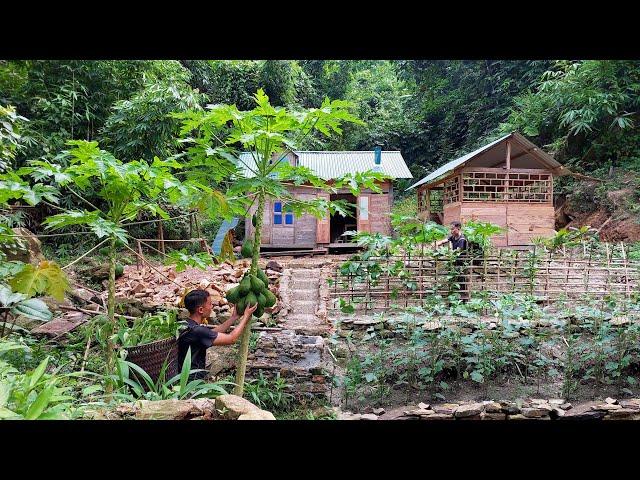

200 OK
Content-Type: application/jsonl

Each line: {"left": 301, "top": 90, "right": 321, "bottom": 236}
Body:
{"left": 0, "top": 284, "right": 52, "bottom": 338}
{"left": 462, "top": 220, "right": 504, "bottom": 253}
{"left": 111, "top": 349, "right": 232, "bottom": 402}
{"left": 164, "top": 249, "right": 214, "bottom": 272}
{"left": 33, "top": 140, "right": 222, "bottom": 383}
{"left": 244, "top": 370, "right": 294, "bottom": 412}
{"left": 112, "top": 310, "right": 184, "bottom": 349}
{"left": 0, "top": 356, "right": 79, "bottom": 419}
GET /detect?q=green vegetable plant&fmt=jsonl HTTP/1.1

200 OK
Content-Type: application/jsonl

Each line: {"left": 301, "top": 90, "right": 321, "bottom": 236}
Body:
{"left": 0, "top": 355, "right": 80, "bottom": 420}
{"left": 244, "top": 370, "right": 294, "bottom": 412}
{"left": 111, "top": 310, "right": 184, "bottom": 349}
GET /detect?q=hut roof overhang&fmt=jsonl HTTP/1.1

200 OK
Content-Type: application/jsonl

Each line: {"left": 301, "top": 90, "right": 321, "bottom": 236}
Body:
{"left": 405, "top": 132, "right": 570, "bottom": 191}
{"left": 238, "top": 151, "right": 413, "bottom": 180}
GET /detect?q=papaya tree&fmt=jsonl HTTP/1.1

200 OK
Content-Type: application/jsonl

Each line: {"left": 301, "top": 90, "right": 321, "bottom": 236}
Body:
{"left": 1, "top": 156, "right": 65, "bottom": 337}
{"left": 175, "top": 89, "right": 388, "bottom": 395}
{"left": 30, "top": 140, "right": 226, "bottom": 386}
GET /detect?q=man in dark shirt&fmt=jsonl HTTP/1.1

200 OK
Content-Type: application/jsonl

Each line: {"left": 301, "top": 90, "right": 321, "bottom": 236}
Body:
{"left": 437, "top": 221, "right": 470, "bottom": 302}
{"left": 447, "top": 221, "right": 469, "bottom": 251}
{"left": 178, "top": 289, "right": 257, "bottom": 380}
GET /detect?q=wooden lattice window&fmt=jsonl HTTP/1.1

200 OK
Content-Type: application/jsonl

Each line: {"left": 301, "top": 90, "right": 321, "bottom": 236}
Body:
{"left": 429, "top": 190, "right": 443, "bottom": 213}
{"left": 462, "top": 171, "right": 552, "bottom": 203}
{"left": 443, "top": 176, "right": 460, "bottom": 204}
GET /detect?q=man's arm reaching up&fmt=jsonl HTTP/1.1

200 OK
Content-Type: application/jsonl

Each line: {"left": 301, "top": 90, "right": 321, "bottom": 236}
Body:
{"left": 212, "top": 306, "right": 241, "bottom": 334}
{"left": 212, "top": 303, "right": 257, "bottom": 346}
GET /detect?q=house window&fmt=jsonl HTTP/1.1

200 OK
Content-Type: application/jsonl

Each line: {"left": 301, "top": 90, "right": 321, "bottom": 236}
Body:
{"left": 273, "top": 202, "right": 294, "bottom": 225}
{"left": 273, "top": 202, "right": 282, "bottom": 225}
{"left": 285, "top": 205, "right": 294, "bottom": 225}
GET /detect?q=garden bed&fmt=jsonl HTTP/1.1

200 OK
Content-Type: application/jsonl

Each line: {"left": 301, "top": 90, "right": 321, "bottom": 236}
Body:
{"left": 326, "top": 293, "right": 640, "bottom": 414}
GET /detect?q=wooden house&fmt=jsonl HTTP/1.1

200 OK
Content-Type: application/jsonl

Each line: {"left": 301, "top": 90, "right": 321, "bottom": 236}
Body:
{"left": 241, "top": 148, "right": 412, "bottom": 251}
{"left": 407, "top": 132, "right": 570, "bottom": 246}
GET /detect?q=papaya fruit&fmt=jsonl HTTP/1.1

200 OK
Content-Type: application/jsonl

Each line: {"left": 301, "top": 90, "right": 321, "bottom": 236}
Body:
{"left": 115, "top": 263, "right": 124, "bottom": 278}
{"left": 236, "top": 296, "right": 247, "bottom": 315}
{"left": 254, "top": 305, "right": 264, "bottom": 318}
{"left": 245, "top": 292, "right": 257, "bottom": 308}
{"left": 264, "top": 290, "right": 277, "bottom": 308}
{"left": 226, "top": 286, "right": 240, "bottom": 304}
{"left": 98, "top": 246, "right": 110, "bottom": 256}
{"left": 241, "top": 239, "right": 253, "bottom": 259}
{"left": 257, "top": 269, "right": 269, "bottom": 286}
{"left": 252, "top": 214, "right": 257, "bottom": 228}
{"left": 257, "top": 292, "right": 267, "bottom": 308}
{"left": 239, "top": 276, "right": 251, "bottom": 295}
{"left": 250, "top": 275, "right": 265, "bottom": 294}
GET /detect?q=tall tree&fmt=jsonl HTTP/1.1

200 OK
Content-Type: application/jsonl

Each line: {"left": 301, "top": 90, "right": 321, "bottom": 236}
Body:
{"left": 176, "top": 89, "right": 385, "bottom": 395}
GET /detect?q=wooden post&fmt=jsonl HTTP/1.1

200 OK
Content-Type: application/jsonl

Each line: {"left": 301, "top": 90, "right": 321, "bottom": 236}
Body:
{"left": 585, "top": 245, "right": 592, "bottom": 299}
{"left": 334, "top": 265, "right": 339, "bottom": 311}
{"left": 157, "top": 219, "right": 165, "bottom": 255}
{"left": 497, "top": 249, "right": 502, "bottom": 293}
{"left": 621, "top": 241, "right": 630, "bottom": 300}
{"left": 544, "top": 251, "right": 551, "bottom": 305}
{"left": 529, "top": 246, "right": 536, "bottom": 296}
{"left": 604, "top": 242, "right": 611, "bottom": 297}
{"left": 505, "top": 140, "right": 512, "bottom": 244}
{"left": 512, "top": 250, "right": 518, "bottom": 294}
{"left": 136, "top": 239, "right": 143, "bottom": 270}
{"left": 194, "top": 213, "right": 202, "bottom": 239}
{"left": 386, "top": 255, "right": 390, "bottom": 309}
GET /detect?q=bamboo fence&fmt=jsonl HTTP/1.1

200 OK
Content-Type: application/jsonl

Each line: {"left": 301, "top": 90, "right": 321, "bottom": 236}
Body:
{"left": 330, "top": 242, "right": 640, "bottom": 312}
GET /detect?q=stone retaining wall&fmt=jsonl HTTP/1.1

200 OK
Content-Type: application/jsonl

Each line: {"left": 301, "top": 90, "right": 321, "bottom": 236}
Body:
{"left": 247, "top": 330, "right": 329, "bottom": 400}
{"left": 337, "top": 397, "right": 640, "bottom": 420}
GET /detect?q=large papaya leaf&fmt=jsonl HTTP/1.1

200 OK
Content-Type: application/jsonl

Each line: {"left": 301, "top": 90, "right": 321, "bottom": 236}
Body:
{"left": 12, "top": 298, "right": 52, "bottom": 322}
{"left": 9, "top": 260, "right": 69, "bottom": 301}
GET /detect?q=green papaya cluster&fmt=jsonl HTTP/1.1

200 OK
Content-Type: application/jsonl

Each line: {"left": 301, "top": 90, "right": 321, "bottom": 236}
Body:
{"left": 225, "top": 267, "right": 277, "bottom": 319}
{"left": 241, "top": 238, "right": 254, "bottom": 259}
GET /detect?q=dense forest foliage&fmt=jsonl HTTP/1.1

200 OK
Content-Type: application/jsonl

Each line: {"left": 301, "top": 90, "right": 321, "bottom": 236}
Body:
{"left": 2, "top": 59, "right": 639, "bottom": 206}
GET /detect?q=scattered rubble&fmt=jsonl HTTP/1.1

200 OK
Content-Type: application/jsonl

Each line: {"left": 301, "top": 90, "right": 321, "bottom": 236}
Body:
{"left": 113, "top": 259, "right": 284, "bottom": 318}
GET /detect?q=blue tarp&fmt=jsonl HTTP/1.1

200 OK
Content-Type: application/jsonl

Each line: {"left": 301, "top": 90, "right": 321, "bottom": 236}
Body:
{"left": 211, "top": 217, "right": 239, "bottom": 255}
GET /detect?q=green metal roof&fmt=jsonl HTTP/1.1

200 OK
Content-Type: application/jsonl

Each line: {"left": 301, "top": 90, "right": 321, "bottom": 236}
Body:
{"left": 238, "top": 151, "right": 413, "bottom": 180}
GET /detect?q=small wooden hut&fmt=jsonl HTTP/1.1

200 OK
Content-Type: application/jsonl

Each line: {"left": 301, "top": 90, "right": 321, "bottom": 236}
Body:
{"left": 241, "top": 148, "right": 412, "bottom": 251}
{"left": 407, "top": 132, "right": 570, "bottom": 246}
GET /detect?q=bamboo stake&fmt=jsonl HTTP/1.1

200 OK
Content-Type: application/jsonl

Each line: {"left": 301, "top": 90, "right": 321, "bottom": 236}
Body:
{"left": 136, "top": 239, "right": 143, "bottom": 270}
{"left": 621, "top": 241, "right": 631, "bottom": 299}
{"left": 157, "top": 219, "right": 165, "bottom": 255}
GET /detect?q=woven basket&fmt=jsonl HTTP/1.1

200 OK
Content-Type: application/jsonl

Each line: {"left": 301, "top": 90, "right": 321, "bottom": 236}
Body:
{"left": 124, "top": 337, "right": 179, "bottom": 387}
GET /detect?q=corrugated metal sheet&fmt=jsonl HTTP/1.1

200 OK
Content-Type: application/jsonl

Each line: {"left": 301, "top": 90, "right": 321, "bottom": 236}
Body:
{"left": 405, "top": 132, "right": 569, "bottom": 191}
{"left": 236, "top": 151, "right": 412, "bottom": 180}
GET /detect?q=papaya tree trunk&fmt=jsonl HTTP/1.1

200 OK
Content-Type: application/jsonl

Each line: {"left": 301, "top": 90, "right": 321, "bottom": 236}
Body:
{"left": 105, "top": 237, "right": 117, "bottom": 395}
{"left": 233, "top": 190, "right": 265, "bottom": 396}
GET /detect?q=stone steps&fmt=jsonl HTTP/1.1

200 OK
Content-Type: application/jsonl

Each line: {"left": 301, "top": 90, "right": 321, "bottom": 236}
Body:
{"left": 291, "top": 280, "right": 319, "bottom": 290}
{"left": 291, "top": 300, "right": 318, "bottom": 315}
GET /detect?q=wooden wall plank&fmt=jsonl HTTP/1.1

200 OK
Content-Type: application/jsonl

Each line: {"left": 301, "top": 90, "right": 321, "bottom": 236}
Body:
{"left": 369, "top": 193, "right": 391, "bottom": 236}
